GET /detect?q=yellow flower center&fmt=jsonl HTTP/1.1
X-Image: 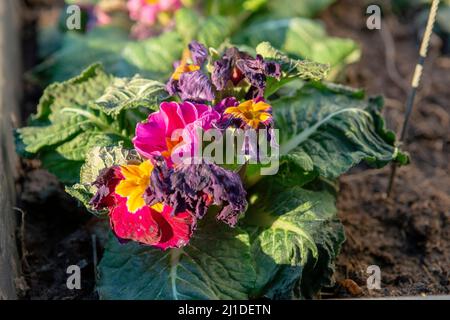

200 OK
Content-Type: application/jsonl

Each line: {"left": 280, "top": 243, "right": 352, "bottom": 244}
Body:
{"left": 171, "top": 64, "right": 200, "bottom": 81}
{"left": 161, "top": 136, "right": 184, "bottom": 158}
{"left": 115, "top": 160, "right": 163, "bottom": 213}
{"left": 145, "top": 0, "right": 160, "bottom": 5}
{"left": 170, "top": 47, "right": 201, "bottom": 80}
{"left": 224, "top": 99, "right": 272, "bottom": 129}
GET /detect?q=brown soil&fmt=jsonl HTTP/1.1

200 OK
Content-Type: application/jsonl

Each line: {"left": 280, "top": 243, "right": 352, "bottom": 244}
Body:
{"left": 16, "top": 0, "right": 449, "bottom": 299}
{"left": 321, "top": 0, "right": 450, "bottom": 298}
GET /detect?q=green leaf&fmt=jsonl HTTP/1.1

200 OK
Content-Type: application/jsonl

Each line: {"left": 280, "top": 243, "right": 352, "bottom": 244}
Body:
{"left": 38, "top": 133, "right": 123, "bottom": 185}
{"left": 54, "top": 132, "right": 123, "bottom": 161}
{"left": 267, "top": 0, "right": 335, "bottom": 18}
{"left": 201, "top": 0, "right": 267, "bottom": 16}
{"left": 255, "top": 41, "right": 330, "bottom": 96}
{"left": 16, "top": 64, "right": 151, "bottom": 184}
{"left": 66, "top": 144, "right": 141, "bottom": 213}
{"left": 96, "top": 175, "right": 344, "bottom": 300}
{"left": 197, "top": 16, "right": 234, "bottom": 48}
{"left": 65, "top": 183, "right": 93, "bottom": 209}
{"left": 39, "top": 151, "right": 84, "bottom": 185}
{"left": 30, "top": 63, "right": 113, "bottom": 124}
{"left": 257, "top": 41, "right": 330, "bottom": 81}
{"left": 120, "top": 31, "right": 184, "bottom": 80}
{"left": 92, "top": 76, "right": 168, "bottom": 116}
{"left": 244, "top": 177, "right": 344, "bottom": 299}
{"left": 16, "top": 64, "right": 113, "bottom": 158}
{"left": 274, "top": 82, "right": 408, "bottom": 181}
{"left": 32, "top": 28, "right": 184, "bottom": 84}
{"left": 32, "top": 27, "right": 129, "bottom": 83}
{"left": 175, "top": 8, "right": 201, "bottom": 44}
{"left": 79, "top": 144, "right": 140, "bottom": 186}
{"left": 15, "top": 115, "right": 92, "bottom": 155}
{"left": 175, "top": 8, "right": 234, "bottom": 48}
{"left": 97, "top": 215, "right": 256, "bottom": 300}
{"left": 235, "top": 18, "right": 360, "bottom": 79}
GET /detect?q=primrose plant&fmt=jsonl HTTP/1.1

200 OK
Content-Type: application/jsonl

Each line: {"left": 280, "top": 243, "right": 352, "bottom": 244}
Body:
{"left": 16, "top": 41, "right": 407, "bottom": 299}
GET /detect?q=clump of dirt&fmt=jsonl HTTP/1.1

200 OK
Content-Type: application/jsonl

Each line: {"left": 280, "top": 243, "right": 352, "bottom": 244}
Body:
{"left": 320, "top": 0, "right": 450, "bottom": 298}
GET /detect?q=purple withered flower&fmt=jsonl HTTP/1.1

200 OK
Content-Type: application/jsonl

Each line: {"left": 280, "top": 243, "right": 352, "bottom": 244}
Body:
{"left": 145, "top": 157, "right": 248, "bottom": 227}
{"left": 188, "top": 41, "right": 208, "bottom": 66}
{"left": 166, "top": 41, "right": 215, "bottom": 102}
{"left": 214, "top": 97, "right": 239, "bottom": 114}
{"left": 211, "top": 47, "right": 250, "bottom": 90}
{"left": 89, "top": 166, "right": 122, "bottom": 211}
{"left": 178, "top": 70, "right": 215, "bottom": 102}
{"left": 212, "top": 47, "right": 281, "bottom": 98}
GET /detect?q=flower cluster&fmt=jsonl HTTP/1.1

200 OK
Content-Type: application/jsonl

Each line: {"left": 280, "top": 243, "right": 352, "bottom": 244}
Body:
{"left": 127, "top": 0, "right": 182, "bottom": 39}
{"left": 75, "top": 0, "right": 183, "bottom": 39}
{"left": 88, "top": 41, "right": 281, "bottom": 249}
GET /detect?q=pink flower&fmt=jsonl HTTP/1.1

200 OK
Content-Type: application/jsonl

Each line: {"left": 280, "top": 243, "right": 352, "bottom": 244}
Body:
{"left": 133, "top": 101, "right": 220, "bottom": 165}
{"left": 127, "top": 0, "right": 182, "bottom": 26}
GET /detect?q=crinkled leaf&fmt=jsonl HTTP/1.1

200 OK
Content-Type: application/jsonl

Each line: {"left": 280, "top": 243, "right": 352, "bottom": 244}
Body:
{"left": 38, "top": 133, "right": 123, "bottom": 185}
{"left": 53, "top": 132, "right": 123, "bottom": 161}
{"left": 275, "top": 81, "right": 408, "bottom": 182}
{"left": 235, "top": 18, "right": 360, "bottom": 79}
{"left": 15, "top": 115, "right": 92, "bottom": 156}
{"left": 67, "top": 144, "right": 140, "bottom": 213}
{"left": 92, "top": 76, "right": 168, "bottom": 116}
{"left": 97, "top": 215, "right": 256, "bottom": 299}
{"left": 16, "top": 64, "right": 151, "bottom": 184}
{"left": 257, "top": 41, "right": 330, "bottom": 81}
{"left": 96, "top": 174, "right": 344, "bottom": 300}
{"left": 255, "top": 41, "right": 329, "bottom": 96}
{"left": 79, "top": 144, "right": 140, "bottom": 185}
{"left": 15, "top": 64, "right": 113, "bottom": 159}
{"left": 30, "top": 63, "right": 113, "bottom": 124}
{"left": 244, "top": 176, "right": 344, "bottom": 299}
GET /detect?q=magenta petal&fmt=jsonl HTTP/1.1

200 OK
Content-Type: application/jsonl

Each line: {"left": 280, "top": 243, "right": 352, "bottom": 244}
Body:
{"left": 159, "top": 102, "right": 185, "bottom": 136}
{"left": 133, "top": 120, "right": 167, "bottom": 158}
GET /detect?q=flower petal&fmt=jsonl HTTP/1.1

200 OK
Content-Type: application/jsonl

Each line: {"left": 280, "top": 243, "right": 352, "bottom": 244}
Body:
{"left": 110, "top": 196, "right": 195, "bottom": 249}
{"left": 146, "top": 160, "right": 248, "bottom": 227}
{"left": 188, "top": 41, "right": 208, "bottom": 66}
{"left": 178, "top": 70, "right": 215, "bottom": 102}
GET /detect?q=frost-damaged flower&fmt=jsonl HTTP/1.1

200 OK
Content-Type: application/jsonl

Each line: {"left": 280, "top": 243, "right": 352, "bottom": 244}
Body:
{"left": 221, "top": 97, "right": 273, "bottom": 129}
{"left": 214, "top": 96, "right": 239, "bottom": 114}
{"left": 145, "top": 158, "right": 248, "bottom": 227}
{"left": 133, "top": 101, "right": 220, "bottom": 164}
{"left": 166, "top": 41, "right": 215, "bottom": 102}
{"left": 212, "top": 47, "right": 281, "bottom": 98}
{"left": 89, "top": 160, "right": 195, "bottom": 249}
